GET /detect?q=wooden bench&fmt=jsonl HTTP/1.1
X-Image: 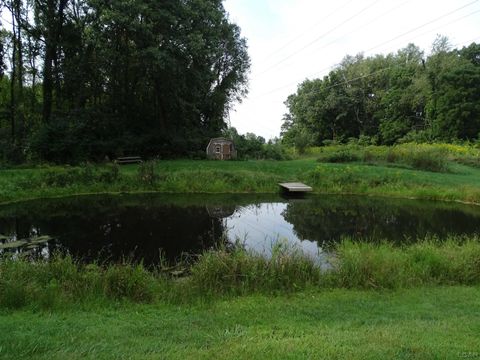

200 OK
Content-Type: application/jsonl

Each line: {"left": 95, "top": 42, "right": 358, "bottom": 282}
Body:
{"left": 115, "top": 156, "right": 143, "bottom": 165}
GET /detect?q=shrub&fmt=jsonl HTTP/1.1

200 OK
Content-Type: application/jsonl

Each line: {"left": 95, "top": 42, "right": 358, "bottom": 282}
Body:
{"left": 26, "top": 163, "right": 123, "bottom": 189}
{"left": 99, "top": 163, "right": 120, "bottom": 183}
{"left": 317, "top": 149, "right": 360, "bottom": 163}
{"left": 315, "top": 144, "right": 451, "bottom": 172}
{"left": 137, "top": 161, "right": 158, "bottom": 186}
{"left": 189, "top": 243, "right": 321, "bottom": 295}
{"left": 407, "top": 148, "right": 448, "bottom": 172}
{"left": 104, "top": 264, "right": 157, "bottom": 302}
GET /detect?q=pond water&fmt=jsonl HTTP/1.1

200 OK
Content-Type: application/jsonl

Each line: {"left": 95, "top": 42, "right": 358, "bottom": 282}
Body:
{"left": 1, "top": 194, "right": 480, "bottom": 266}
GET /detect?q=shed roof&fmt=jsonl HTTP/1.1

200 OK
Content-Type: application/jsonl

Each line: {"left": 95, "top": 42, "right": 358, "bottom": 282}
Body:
{"left": 207, "top": 137, "right": 234, "bottom": 149}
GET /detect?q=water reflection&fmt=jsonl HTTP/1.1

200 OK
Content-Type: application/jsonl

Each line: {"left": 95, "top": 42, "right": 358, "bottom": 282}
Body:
{"left": 1, "top": 194, "right": 480, "bottom": 266}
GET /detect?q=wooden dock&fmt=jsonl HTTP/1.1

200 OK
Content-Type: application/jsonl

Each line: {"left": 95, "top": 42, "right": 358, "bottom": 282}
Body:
{"left": 278, "top": 182, "right": 313, "bottom": 193}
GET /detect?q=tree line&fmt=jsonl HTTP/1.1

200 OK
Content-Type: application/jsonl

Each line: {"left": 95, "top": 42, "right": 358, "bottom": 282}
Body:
{"left": 0, "top": 0, "right": 250, "bottom": 163}
{"left": 281, "top": 37, "right": 480, "bottom": 148}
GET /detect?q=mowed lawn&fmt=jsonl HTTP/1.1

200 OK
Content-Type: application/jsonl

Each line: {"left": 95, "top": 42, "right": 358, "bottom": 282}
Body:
{"left": 1, "top": 286, "right": 479, "bottom": 359}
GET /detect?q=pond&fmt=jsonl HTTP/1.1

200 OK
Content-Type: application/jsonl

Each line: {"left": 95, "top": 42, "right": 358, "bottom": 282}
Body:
{"left": 1, "top": 194, "right": 480, "bottom": 266}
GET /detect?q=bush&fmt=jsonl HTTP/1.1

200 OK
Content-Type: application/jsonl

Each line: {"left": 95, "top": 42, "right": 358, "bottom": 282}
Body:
{"left": 315, "top": 144, "right": 450, "bottom": 172}
{"left": 189, "top": 243, "right": 321, "bottom": 295}
{"left": 137, "top": 161, "right": 158, "bottom": 186}
{"left": 317, "top": 149, "right": 360, "bottom": 163}
{"left": 262, "top": 142, "right": 288, "bottom": 160}
{"left": 407, "top": 149, "right": 448, "bottom": 172}
{"left": 104, "top": 264, "right": 157, "bottom": 302}
{"left": 389, "top": 145, "right": 449, "bottom": 172}
{"left": 29, "top": 163, "right": 122, "bottom": 189}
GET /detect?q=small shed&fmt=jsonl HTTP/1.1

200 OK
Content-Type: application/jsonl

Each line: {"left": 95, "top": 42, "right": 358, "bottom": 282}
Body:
{"left": 206, "top": 138, "right": 237, "bottom": 160}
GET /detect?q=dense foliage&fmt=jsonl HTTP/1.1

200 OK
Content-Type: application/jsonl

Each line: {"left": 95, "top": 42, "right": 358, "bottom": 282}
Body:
{"left": 282, "top": 38, "right": 480, "bottom": 148}
{"left": 0, "top": 0, "right": 250, "bottom": 163}
{"left": 223, "top": 127, "right": 287, "bottom": 160}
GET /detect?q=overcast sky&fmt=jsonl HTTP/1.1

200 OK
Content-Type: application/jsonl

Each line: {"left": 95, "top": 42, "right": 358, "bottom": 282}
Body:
{"left": 223, "top": 0, "right": 480, "bottom": 139}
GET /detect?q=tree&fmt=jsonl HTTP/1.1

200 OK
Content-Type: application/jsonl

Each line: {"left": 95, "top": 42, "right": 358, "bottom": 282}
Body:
{"left": 0, "top": 0, "right": 250, "bottom": 162}
{"left": 282, "top": 39, "right": 480, "bottom": 146}
{"left": 0, "top": 22, "right": 7, "bottom": 79}
{"left": 434, "top": 61, "right": 480, "bottom": 139}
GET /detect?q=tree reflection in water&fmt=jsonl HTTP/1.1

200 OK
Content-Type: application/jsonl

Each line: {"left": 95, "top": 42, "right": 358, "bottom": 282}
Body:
{"left": 1, "top": 194, "right": 480, "bottom": 266}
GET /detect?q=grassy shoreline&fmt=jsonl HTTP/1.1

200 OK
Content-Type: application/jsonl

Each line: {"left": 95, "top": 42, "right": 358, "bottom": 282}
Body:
{"left": 1, "top": 239, "right": 480, "bottom": 358}
{"left": 2, "top": 237, "right": 480, "bottom": 310}
{"left": 1, "top": 154, "right": 480, "bottom": 206}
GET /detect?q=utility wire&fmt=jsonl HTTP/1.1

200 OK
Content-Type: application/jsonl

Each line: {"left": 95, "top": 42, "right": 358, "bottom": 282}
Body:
{"left": 253, "top": 33, "right": 479, "bottom": 105}
{"left": 251, "top": 0, "right": 415, "bottom": 96}
{"left": 363, "top": 0, "right": 479, "bottom": 54}
{"left": 398, "top": 9, "right": 480, "bottom": 52}
{"left": 255, "top": 0, "right": 477, "bottom": 79}
{"left": 304, "top": 0, "right": 415, "bottom": 59}
{"left": 254, "top": 0, "right": 383, "bottom": 77}
{"left": 258, "top": 0, "right": 357, "bottom": 64}
{"left": 249, "top": 6, "right": 480, "bottom": 101}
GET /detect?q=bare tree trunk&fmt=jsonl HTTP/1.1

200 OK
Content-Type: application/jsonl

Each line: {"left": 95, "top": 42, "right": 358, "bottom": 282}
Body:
{"left": 14, "top": 0, "right": 24, "bottom": 141}
{"left": 10, "top": 9, "right": 16, "bottom": 143}
{"left": 42, "top": 42, "right": 54, "bottom": 123}
{"left": 41, "top": 0, "right": 68, "bottom": 123}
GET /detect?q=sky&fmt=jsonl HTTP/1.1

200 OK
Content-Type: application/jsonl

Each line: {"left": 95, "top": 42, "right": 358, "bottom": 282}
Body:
{"left": 222, "top": 0, "right": 480, "bottom": 140}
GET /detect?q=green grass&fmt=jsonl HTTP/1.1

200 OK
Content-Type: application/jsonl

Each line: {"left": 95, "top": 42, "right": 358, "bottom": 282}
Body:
{"left": 2, "top": 144, "right": 480, "bottom": 358}
{"left": 1, "top": 286, "right": 479, "bottom": 359}
{"left": 2, "top": 156, "right": 480, "bottom": 205}
{"left": 2, "top": 237, "right": 480, "bottom": 310}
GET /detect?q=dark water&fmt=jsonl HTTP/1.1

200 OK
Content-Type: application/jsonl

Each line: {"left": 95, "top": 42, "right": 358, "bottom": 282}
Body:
{"left": 1, "top": 194, "right": 480, "bottom": 265}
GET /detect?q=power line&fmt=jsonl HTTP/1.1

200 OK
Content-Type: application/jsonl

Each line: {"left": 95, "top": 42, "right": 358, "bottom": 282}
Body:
{"left": 304, "top": 0, "right": 415, "bottom": 59}
{"left": 453, "top": 36, "right": 480, "bottom": 47}
{"left": 248, "top": 6, "right": 480, "bottom": 101}
{"left": 253, "top": 63, "right": 340, "bottom": 99}
{"left": 251, "top": 0, "right": 415, "bottom": 93}
{"left": 253, "top": 33, "right": 480, "bottom": 106}
{"left": 309, "top": 65, "right": 394, "bottom": 94}
{"left": 258, "top": 0, "right": 357, "bottom": 64}
{"left": 259, "top": 0, "right": 478, "bottom": 78}
{"left": 363, "top": 0, "right": 479, "bottom": 55}
{"left": 398, "top": 10, "right": 480, "bottom": 52}
{"left": 254, "top": 0, "right": 383, "bottom": 77}
{"left": 253, "top": 0, "right": 416, "bottom": 99}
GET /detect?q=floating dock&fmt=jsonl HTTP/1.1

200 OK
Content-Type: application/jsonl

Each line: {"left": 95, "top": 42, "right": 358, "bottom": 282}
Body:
{"left": 278, "top": 182, "right": 313, "bottom": 193}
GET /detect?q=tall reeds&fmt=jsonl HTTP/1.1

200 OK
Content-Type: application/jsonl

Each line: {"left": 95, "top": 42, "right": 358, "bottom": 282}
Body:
{"left": 1, "top": 236, "right": 480, "bottom": 309}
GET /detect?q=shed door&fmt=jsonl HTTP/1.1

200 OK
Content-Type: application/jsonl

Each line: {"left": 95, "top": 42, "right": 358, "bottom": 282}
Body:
{"left": 223, "top": 144, "right": 230, "bottom": 155}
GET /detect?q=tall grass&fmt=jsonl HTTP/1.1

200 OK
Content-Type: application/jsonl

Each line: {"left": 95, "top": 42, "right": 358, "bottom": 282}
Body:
{"left": 0, "top": 256, "right": 164, "bottom": 309}
{"left": 334, "top": 238, "right": 480, "bottom": 288}
{"left": 317, "top": 143, "right": 452, "bottom": 172}
{"left": 190, "top": 243, "right": 321, "bottom": 295}
{"left": 1, "top": 236, "right": 480, "bottom": 309}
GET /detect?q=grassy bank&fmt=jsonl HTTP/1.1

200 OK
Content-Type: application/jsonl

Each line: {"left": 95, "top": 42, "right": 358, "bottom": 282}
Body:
{"left": 2, "top": 238, "right": 480, "bottom": 358}
{"left": 2, "top": 237, "right": 480, "bottom": 309}
{"left": 1, "top": 286, "right": 479, "bottom": 359}
{"left": 1, "top": 143, "right": 480, "bottom": 205}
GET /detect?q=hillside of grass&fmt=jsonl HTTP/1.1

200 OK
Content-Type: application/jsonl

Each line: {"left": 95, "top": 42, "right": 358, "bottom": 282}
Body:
{"left": 1, "top": 143, "right": 480, "bottom": 205}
